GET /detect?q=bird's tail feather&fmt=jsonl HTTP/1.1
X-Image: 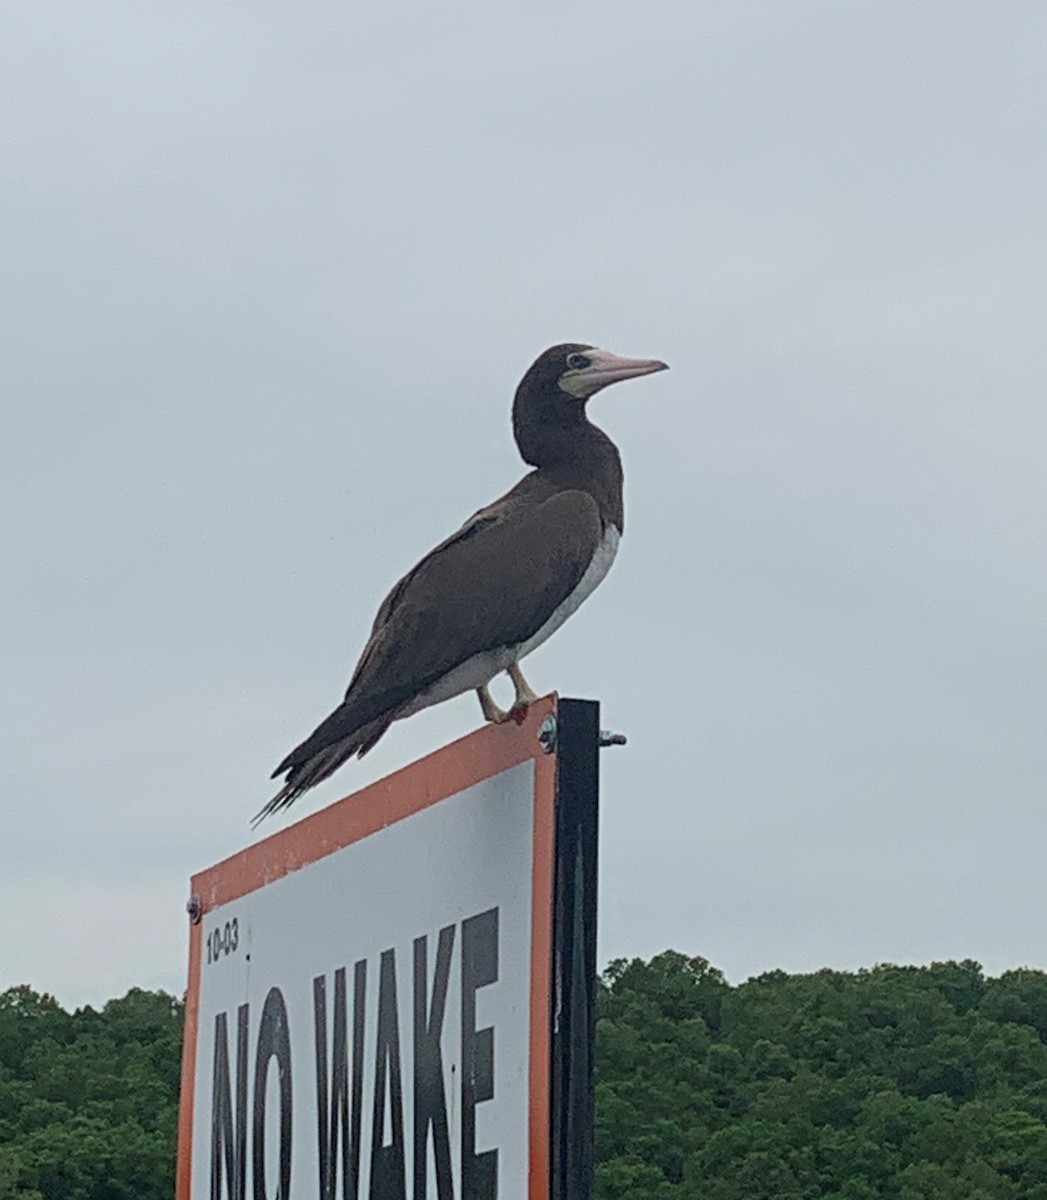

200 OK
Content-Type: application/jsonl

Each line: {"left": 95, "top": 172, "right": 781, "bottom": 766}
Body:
{"left": 252, "top": 713, "right": 393, "bottom": 826}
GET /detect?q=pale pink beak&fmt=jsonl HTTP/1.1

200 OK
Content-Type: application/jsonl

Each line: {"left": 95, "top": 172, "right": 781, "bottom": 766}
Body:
{"left": 567, "top": 348, "right": 669, "bottom": 398}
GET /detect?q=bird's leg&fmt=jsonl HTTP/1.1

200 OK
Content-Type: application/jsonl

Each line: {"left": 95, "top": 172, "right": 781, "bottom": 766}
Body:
{"left": 476, "top": 683, "right": 510, "bottom": 724}
{"left": 507, "top": 661, "right": 539, "bottom": 723}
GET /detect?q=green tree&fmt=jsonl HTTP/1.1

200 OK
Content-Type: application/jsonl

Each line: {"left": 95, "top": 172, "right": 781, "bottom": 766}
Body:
{"left": 0, "top": 987, "right": 182, "bottom": 1200}
{"left": 596, "top": 955, "right": 1047, "bottom": 1199}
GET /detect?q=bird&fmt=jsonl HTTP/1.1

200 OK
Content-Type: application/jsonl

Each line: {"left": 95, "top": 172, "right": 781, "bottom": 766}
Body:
{"left": 256, "top": 343, "right": 668, "bottom": 822}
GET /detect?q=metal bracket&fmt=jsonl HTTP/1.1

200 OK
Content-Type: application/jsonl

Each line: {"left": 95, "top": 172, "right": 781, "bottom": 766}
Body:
{"left": 186, "top": 895, "right": 202, "bottom": 924}
{"left": 540, "top": 714, "right": 625, "bottom": 752}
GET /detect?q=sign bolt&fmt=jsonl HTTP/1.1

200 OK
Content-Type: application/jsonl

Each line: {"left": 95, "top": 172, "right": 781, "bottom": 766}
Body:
{"left": 538, "top": 714, "right": 557, "bottom": 754}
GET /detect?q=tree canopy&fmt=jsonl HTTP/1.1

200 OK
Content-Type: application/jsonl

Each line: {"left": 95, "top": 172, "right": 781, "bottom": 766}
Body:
{"left": 0, "top": 987, "right": 182, "bottom": 1200}
{"left": 597, "top": 952, "right": 1047, "bottom": 1199}
{"left": 4, "top": 954, "right": 1047, "bottom": 1197}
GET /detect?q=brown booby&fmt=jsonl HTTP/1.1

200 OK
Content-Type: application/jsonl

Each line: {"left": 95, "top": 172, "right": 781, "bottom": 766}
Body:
{"left": 257, "top": 343, "right": 668, "bottom": 822}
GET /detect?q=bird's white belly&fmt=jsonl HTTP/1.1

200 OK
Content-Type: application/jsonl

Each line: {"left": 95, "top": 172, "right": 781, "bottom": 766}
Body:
{"left": 513, "top": 523, "right": 620, "bottom": 660}
{"left": 399, "top": 646, "right": 516, "bottom": 717}
{"left": 398, "top": 524, "right": 619, "bottom": 719}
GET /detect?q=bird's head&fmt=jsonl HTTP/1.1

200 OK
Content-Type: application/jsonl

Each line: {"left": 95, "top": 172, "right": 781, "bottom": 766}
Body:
{"left": 513, "top": 343, "right": 669, "bottom": 466}
{"left": 518, "top": 343, "right": 669, "bottom": 402}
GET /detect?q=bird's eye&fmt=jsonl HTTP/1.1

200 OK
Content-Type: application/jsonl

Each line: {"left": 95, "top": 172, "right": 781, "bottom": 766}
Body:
{"left": 565, "top": 352, "right": 591, "bottom": 370}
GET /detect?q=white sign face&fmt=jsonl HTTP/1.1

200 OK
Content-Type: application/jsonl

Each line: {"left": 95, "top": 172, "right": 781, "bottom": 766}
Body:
{"left": 184, "top": 757, "right": 548, "bottom": 1200}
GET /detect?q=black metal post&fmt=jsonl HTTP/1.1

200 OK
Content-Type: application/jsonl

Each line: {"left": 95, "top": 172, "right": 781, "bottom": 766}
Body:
{"left": 550, "top": 697, "right": 600, "bottom": 1200}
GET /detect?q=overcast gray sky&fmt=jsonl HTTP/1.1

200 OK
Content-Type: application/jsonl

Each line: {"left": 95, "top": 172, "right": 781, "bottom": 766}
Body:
{"left": 3, "top": 1, "right": 1046, "bottom": 1009}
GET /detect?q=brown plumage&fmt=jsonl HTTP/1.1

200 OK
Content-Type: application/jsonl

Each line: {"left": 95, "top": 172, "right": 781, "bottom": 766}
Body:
{"left": 257, "top": 343, "right": 667, "bottom": 822}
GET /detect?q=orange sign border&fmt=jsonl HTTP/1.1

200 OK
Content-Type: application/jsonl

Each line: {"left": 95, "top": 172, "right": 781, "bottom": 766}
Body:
{"left": 176, "top": 695, "right": 558, "bottom": 1200}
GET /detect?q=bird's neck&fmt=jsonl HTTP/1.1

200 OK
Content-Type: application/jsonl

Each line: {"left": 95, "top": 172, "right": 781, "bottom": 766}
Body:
{"left": 514, "top": 405, "right": 624, "bottom": 531}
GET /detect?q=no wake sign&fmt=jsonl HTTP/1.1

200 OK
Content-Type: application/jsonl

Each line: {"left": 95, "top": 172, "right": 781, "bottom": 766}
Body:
{"left": 177, "top": 696, "right": 599, "bottom": 1200}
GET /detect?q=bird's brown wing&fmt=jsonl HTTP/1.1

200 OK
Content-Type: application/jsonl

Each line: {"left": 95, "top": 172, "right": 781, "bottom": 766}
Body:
{"left": 268, "top": 487, "right": 603, "bottom": 790}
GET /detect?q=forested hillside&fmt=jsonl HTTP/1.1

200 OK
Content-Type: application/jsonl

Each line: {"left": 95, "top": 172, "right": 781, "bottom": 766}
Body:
{"left": 597, "top": 953, "right": 1047, "bottom": 1199}
{"left": 3, "top": 954, "right": 1047, "bottom": 1198}
{"left": 0, "top": 988, "right": 181, "bottom": 1199}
